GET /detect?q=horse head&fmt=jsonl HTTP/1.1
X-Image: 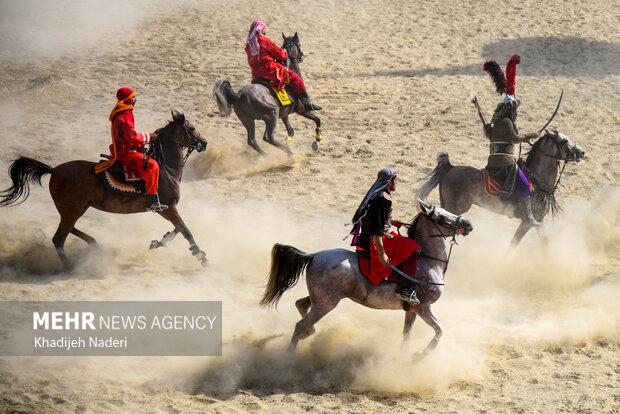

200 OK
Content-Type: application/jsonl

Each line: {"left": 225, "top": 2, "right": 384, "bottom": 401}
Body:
{"left": 282, "top": 32, "right": 303, "bottom": 63}
{"left": 169, "top": 109, "right": 208, "bottom": 153}
{"left": 536, "top": 130, "right": 585, "bottom": 162}
{"left": 416, "top": 199, "right": 473, "bottom": 236}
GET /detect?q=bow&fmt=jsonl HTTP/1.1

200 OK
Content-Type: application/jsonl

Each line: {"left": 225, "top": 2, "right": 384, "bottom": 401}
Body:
{"left": 539, "top": 89, "right": 564, "bottom": 133}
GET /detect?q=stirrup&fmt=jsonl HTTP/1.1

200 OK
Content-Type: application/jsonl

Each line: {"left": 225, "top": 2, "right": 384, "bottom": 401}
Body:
{"left": 395, "top": 287, "right": 420, "bottom": 305}
{"left": 148, "top": 202, "right": 168, "bottom": 213}
{"left": 146, "top": 194, "right": 168, "bottom": 213}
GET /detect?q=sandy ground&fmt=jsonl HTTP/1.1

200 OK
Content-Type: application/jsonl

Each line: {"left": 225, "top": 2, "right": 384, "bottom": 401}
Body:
{"left": 0, "top": 0, "right": 618, "bottom": 412}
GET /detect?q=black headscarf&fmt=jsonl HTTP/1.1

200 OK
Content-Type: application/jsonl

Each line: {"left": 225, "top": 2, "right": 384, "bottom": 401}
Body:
{"left": 351, "top": 168, "right": 398, "bottom": 232}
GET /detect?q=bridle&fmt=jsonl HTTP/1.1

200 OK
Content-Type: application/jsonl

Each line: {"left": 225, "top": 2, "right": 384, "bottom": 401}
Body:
{"left": 524, "top": 133, "right": 581, "bottom": 201}
{"left": 155, "top": 121, "right": 206, "bottom": 168}
{"left": 283, "top": 40, "right": 303, "bottom": 64}
{"left": 402, "top": 208, "right": 467, "bottom": 285}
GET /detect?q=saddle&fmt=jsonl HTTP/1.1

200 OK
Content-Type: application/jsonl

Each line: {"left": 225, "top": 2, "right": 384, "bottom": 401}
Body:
{"left": 95, "top": 156, "right": 146, "bottom": 194}
{"left": 482, "top": 162, "right": 531, "bottom": 198}
{"left": 253, "top": 78, "right": 293, "bottom": 106}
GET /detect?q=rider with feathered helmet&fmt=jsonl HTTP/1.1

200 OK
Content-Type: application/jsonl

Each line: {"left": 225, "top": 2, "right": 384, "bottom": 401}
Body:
{"left": 483, "top": 55, "right": 542, "bottom": 226}
{"left": 245, "top": 20, "right": 322, "bottom": 112}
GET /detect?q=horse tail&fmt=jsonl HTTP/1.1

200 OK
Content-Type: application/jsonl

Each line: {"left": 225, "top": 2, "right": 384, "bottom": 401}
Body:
{"left": 416, "top": 152, "right": 453, "bottom": 201}
{"left": 260, "top": 243, "right": 314, "bottom": 308}
{"left": 0, "top": 157, "right": 52, "bottom": 206}
{"left": 213, "top": 76, "right": 240, "bottom": 118}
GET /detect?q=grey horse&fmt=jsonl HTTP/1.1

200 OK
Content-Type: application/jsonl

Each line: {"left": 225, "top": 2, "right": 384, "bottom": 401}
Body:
{"left": 213, "top": 33, "right": 322, "bottom": 155}
{"left": 260, "top": 200, "right": 473, "bottom": 354}
{"left": 416, "top": 130, "right": 584, "bottom": 246}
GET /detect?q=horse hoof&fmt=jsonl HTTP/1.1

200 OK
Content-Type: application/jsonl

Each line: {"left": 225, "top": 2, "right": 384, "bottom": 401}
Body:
{"left": 311, "top": 141, "right": 319, "bottom": 152}
{"left": 193, "top": 249, "right": 207, "bottom": 264}
{"left": 149, "top": 240, "right": 160, "bottom": 250}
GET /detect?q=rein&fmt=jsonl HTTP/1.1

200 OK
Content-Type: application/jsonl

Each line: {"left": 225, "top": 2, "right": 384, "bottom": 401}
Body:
{"left": 524, "top": 136, "right": 574, "bottom": 216}
{"left": 154, "top": 122, "right": 203, "bottom": 168}
{"left": 412, "top": 217, "right": 459, "bottom": 273}
{"left": 401, "top": 212, "right": 464, "bottom": 286}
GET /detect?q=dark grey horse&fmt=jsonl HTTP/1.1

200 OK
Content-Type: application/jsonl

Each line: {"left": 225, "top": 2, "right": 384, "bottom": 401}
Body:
{"left": 213, "top": 33, "right": 322, "bottom": 155}
{"left": 260, "top": 200, "right": 473, "bottom": 354}
{"left": 417, "top": 130, "right": 584, "bottom": 246}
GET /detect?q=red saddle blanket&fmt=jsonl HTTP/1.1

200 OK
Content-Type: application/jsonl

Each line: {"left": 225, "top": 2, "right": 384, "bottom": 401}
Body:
{"left": 482, "top": 168, "right": 502, "bottom": 196}
{"left": 482, "top": 168, "right": 531, "bottom": 197}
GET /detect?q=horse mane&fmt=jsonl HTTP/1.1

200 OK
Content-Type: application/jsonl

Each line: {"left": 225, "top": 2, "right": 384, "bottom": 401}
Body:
{"left": 524, "top": 133, "right": 547, "bottom": 163}
{"left": 522, "top": 133, "right": 562, "bottom": 218}
{"left": 404, "top": 213, "right": 422, "bottom": 238}
{"left": 153, "top": 117, "right": 179, "bottom": 137}
{"left": 149, "top": 117, "right": 183, "bottom": 163}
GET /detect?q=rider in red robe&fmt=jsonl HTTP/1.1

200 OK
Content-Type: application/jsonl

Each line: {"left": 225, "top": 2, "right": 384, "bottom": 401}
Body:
{"left": 245, "top": 20, "right": 321, "bottom": 112}
{"left": 94, "top": 87, "right": 167, "bottom": 212}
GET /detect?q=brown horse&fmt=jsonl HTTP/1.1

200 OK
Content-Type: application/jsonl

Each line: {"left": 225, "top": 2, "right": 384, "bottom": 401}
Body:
{"left": 416, "top": 130, "right": 585, "bottom": 246}
{"left": 213, "top": 33, "right": 322, "bottom": 154}
{"left": 0, "top": 110, "right": 208, "bottom": 269}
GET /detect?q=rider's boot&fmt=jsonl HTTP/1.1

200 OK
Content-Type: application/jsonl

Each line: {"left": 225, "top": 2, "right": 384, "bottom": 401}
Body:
{"left": 300, "top": 91, "right": 322, "bottom": 111}
{"left": 518, "top": 197, "right": 542, "bottom": 227}
{"left": 395, "top": 283, "right": 420, "bottom": 305}
{"left": 146, "top": 193, "right": 168, "bottom": 213}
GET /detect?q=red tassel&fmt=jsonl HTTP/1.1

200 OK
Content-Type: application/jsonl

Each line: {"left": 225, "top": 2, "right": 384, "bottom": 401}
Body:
{"left": 505, "top": 54, "right": 520, "bottom": 96}
{"left": 483, "top": 60, "right": 506, "bottom": 95}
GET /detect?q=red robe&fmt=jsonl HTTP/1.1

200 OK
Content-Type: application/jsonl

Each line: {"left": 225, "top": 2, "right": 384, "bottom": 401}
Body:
{"left": 111, "top": 110, "right": 151, "bottom": 165}
{"left": 245, "top": 35, "right": 290, "bottom": 90}
{"left": 109, "top": 110, "right": 159, "bottom": 194}
{"left": 368, "top": 232, "right": 421, "bottom": 286}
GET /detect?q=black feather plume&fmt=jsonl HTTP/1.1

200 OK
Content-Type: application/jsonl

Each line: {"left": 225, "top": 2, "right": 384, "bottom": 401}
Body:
{"left": 483, "top": 60, "right": 506, "bottom": 95}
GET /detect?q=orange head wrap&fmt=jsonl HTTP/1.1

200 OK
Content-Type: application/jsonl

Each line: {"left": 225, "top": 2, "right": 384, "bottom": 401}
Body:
{"left": 109, "top": 87, "right": 135, "bottom": 120}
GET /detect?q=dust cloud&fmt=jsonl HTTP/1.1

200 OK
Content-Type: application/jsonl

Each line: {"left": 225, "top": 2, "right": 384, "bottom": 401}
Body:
{"left": 146, "top": 188, "right": 619, "bottom": 395}
{"left": 0, "top": 0, "right": 183, "bottom": 62}
{"left": 0, "top": 173, "right": 617, "bottom": 395}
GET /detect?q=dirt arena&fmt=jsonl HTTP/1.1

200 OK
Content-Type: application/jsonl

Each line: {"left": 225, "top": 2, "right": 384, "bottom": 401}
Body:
{"left": 0, "top": 0, "right": 618, "bottom": 412}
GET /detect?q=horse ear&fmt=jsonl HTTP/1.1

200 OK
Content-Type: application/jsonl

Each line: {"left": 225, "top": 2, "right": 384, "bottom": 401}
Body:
{"left": 282, "top": 32, "right": 286, "bottom": 41}
{"left": 171, "top": 109, "right": 185, "bottom": 123}
{"left": 294, "top": 32, "right": 298, "bottom": 39}
{"left": 418, "top": 199, "right": 432, "bottom": 215}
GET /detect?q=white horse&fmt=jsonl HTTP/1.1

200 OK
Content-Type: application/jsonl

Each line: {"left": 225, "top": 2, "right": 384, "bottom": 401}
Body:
{"left": 260, "top": 200, "right": 473, "bottom": 354}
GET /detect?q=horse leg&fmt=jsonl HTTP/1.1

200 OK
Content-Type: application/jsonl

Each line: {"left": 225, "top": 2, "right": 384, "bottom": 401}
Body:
{"left": 288, "top": 299, "right": 338, "bottom": 352}
{"left": 295, "top": 296, "right": 311, "bottom": 317}
{"left": 239, "top": 114, "right": 263, "bottom": 154}
{"left": 282, "top": 116, "right": 294, "bottom": 143}
{"left": 158, "top": 206, "right": 207, "bottom": 266}
{"left": 415, "top": 304, "right": 443, "bottom": 355}
{"left": 403, "top": 311, "right": 417, "bottom": 342}
{"left": 149, "top": 228, "right": 179, "bottom": 250}
{"left": 52, "top": 208, "right": 89, "bottom": 269}
{"left": 510, "top": 221, "right": 533, "bottom": 248}
{"left": 263, "top": 115, "right": 292, "bottom": 155}
{"left": 70, "top": 228, "right": 97, "bottom": 245}
{"left": 400, "top": 311, "right": 418, "bottom": 351}
{"left": 301, "top": 112, "right": 322, "bottom": 151}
